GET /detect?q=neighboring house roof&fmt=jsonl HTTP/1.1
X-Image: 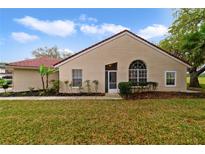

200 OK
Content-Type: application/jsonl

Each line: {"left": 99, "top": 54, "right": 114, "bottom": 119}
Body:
{"left": 54, "top": 30, "right": 191, "bottom": 68}
{"left": 8, "top": 56, "right": 60, "bottom": 69}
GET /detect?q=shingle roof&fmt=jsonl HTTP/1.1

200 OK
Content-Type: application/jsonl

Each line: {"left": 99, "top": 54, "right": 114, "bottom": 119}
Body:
{"left": 54, "top": 30, "right": 191, "bottom": 67}
{"left": 8, "top": 56, "right": 60, "bottom": 69}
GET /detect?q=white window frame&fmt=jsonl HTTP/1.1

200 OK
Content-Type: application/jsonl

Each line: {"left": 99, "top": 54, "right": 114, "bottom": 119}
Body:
{"left": 129, "top": 69, "right": 147, "bottom": 84}
{"left": 72, "top": 69, "right": 82, "bottom": 88}
{"left": 165, "top": 71, "right": 176, "bottom": 87}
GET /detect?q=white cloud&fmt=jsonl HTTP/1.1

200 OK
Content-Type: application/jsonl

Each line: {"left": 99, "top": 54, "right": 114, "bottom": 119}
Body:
{"left": 15, "top": 16, "right": 76, "bottom": 37}
{"left": 58, "top": 48, "right": 74, "bottom": 54}
{"left": 11, "top": 32, "right": 39, "bottom": 43}
{"left": 138, "top": 24, "right": 168, "bottom": 39}
{"left": 80, "top": 23, "right": 129, "bottom": 35}
{"left": 79, "top": 14, "right": 97, "bottom": 22}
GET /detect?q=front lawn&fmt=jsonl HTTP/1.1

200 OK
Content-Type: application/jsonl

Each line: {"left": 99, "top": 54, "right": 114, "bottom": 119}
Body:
{"left": 0, "top": 99, "right": 205, "bottom": 144}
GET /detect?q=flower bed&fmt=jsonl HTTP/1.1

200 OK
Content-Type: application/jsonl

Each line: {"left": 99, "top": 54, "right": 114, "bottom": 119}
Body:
{"left": 128, "top": 91, "right": 205, "bottom": 99}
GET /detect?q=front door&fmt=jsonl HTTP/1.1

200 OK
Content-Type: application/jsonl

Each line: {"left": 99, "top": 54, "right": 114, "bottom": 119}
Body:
{"left": 108, "top": 71, "right": 117, "bottom": 93}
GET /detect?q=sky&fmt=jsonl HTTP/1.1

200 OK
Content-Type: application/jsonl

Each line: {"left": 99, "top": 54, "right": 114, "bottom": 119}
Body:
{"left": 0, "top": 8, "right": 173, "bottom": 62}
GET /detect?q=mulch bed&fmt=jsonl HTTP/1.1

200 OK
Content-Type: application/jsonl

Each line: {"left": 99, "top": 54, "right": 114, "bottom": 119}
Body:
{"left": 1, "top": 90, "right": 205, "bottom": 99}
{"left": 0, "top": 90, "right": 105, "bottom": 97}
{"left": 128, "top": 91, "right": 205, "bottom": 99}
{"left": 58, "top": 92, "right": 105, "bottom": 96}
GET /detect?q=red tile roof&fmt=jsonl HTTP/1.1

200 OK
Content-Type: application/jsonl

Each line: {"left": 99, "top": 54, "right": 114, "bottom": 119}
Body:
{"left": 8, "top": 56, "right": 60, "bottom": 68}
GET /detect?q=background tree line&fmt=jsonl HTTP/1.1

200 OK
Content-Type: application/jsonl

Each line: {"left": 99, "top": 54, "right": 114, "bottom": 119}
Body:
{"left": 32, "top": 46, "right": 73, "bottom": 59}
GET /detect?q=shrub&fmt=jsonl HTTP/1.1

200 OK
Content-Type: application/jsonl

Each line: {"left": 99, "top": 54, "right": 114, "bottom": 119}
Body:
{"left": 147, "top": 82, "right": 158, "bottom": 91}
{"left": 6, "top": 79, "right": 12, "bottom": 85}
{"left": 64, "top": 81, "right": 69, "bottom": 85}
{"left": 118, "top": 82, "right": 132, "bottom": 98}
{"left": 84, "top": 80, "right": 91, "bottom": 93}
{"left": 69, "top": 82, "right": 73, "bottom": 93}
{"left": 2, "top": 82, "right": 9, "bottom": 93}
{"left": 28, "top": 87, "right": 35, "bottom": 95}
{"left": 50, "top": 80, "right": 60, "bottom": 94}
{"left": 92, "top": 80, "right": 99, "bottom": 93}
{"left": 64, "top": 80, "right": 69, "bottom": 92}
{"left": 39, "top": 91, "right": 46, "bottom": 96}
{"left": 130, "top": 81, "right": 158, "bottom": 92}
{"left": 0, "top": 79, "right": 9, "bottom": 93}
{"left": 0, "top": 79, "right": 4, "bottom": 87}
{"left": 78, "top": 84, "right": 83, "bottom": 93}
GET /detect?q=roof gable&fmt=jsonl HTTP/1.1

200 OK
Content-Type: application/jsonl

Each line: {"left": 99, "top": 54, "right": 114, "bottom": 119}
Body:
{"left": 54, "top": 30, "right": 191, "bottom": 68}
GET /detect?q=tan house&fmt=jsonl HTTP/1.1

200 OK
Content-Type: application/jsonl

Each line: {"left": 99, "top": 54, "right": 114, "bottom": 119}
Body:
{"left": 7, "top": 57, "right": 59, "bottom": 92}
{"left": 8, "top": 30, "right": 191, "bottom": 93}
{"left": 54, "top": 30, "right": 191, "bottom": 93}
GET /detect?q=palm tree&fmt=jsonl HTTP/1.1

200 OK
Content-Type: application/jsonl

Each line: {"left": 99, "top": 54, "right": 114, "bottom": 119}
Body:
{"left": 39, "top": 65, "right": 56, "bottom": 90}
{"left": 39, "top": 65, "right": 47, "bottom": 90}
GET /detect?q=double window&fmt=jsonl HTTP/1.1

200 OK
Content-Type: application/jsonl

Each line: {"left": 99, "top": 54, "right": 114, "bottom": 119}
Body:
{"left": 165, "top": 71, "right": 176, "bottom": 86}
{"left": 129, "top": 60, "right": 147, "bottom": 85}
{"left": 72, "top": 69, "right": 82, "bottom": 87}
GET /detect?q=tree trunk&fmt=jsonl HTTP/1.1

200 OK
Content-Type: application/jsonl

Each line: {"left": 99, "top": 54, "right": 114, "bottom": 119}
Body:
{"left": 46, "top": 74, "right": 48, "bottom": 89}
{"left": 189, "top": 71, "right": 200, "bottom": 88}
{"left": 188, "top": 65, "right": 205, "bottom": 88}
{"left": 41, "top": 76, "right": 45, "bottom": 90}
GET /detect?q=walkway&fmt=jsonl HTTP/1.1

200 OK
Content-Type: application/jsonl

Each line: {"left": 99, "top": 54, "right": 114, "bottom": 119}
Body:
{"left": 0, "top": 95, "right": 122, "bottom": 100}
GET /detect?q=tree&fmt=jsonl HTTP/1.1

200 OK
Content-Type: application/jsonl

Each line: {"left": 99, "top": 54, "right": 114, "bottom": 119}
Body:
{"left": 39, "top": 65, "right": 56, "bottom": 90}
{"left": 181, "top": 24, "right": 205, "bottom": 87}
{"left": 39, "top": 65, "right": 47, "bottom": 90}
{"left": 61, "top": 51, "right": 73, "bottom": 59}
{"left": 0, "top": 79, "right": 9, "bottom": 93}
{"left": 32, "top": 46, "right": 73, "bottom": 59}
{"left": 159, "top": 9, "right": 205, "bottom": 88}
{"left": 33, "top": 46, "right": 60, "bottom": 59}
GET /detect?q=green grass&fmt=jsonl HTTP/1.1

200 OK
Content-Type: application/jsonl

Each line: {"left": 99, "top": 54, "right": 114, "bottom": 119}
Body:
{"left": 187, "top": 76, "right": 205, "bottom": 89}
{"left": 0, "top": 99, "right": 205, "bottom": 144}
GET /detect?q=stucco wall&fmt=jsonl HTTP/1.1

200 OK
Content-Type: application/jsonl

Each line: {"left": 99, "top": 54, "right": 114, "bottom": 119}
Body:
{"left": 12, "top": 68, "right": 58, "bottom": 92}
{"left": 58, "top": 33, "right": 187, "bottom": 93}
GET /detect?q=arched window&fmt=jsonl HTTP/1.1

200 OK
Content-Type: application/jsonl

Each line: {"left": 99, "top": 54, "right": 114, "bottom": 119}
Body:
{"left": 129, "top": 60, "right": 147, "bottom": 85}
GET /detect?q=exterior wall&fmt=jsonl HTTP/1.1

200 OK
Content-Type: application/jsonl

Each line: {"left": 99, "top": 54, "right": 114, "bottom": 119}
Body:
{"left": 58, "top": 34, "right": 187, "bottom": 93}
{"left": 12, "top": 68, "right": 58, "bottom": 92}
